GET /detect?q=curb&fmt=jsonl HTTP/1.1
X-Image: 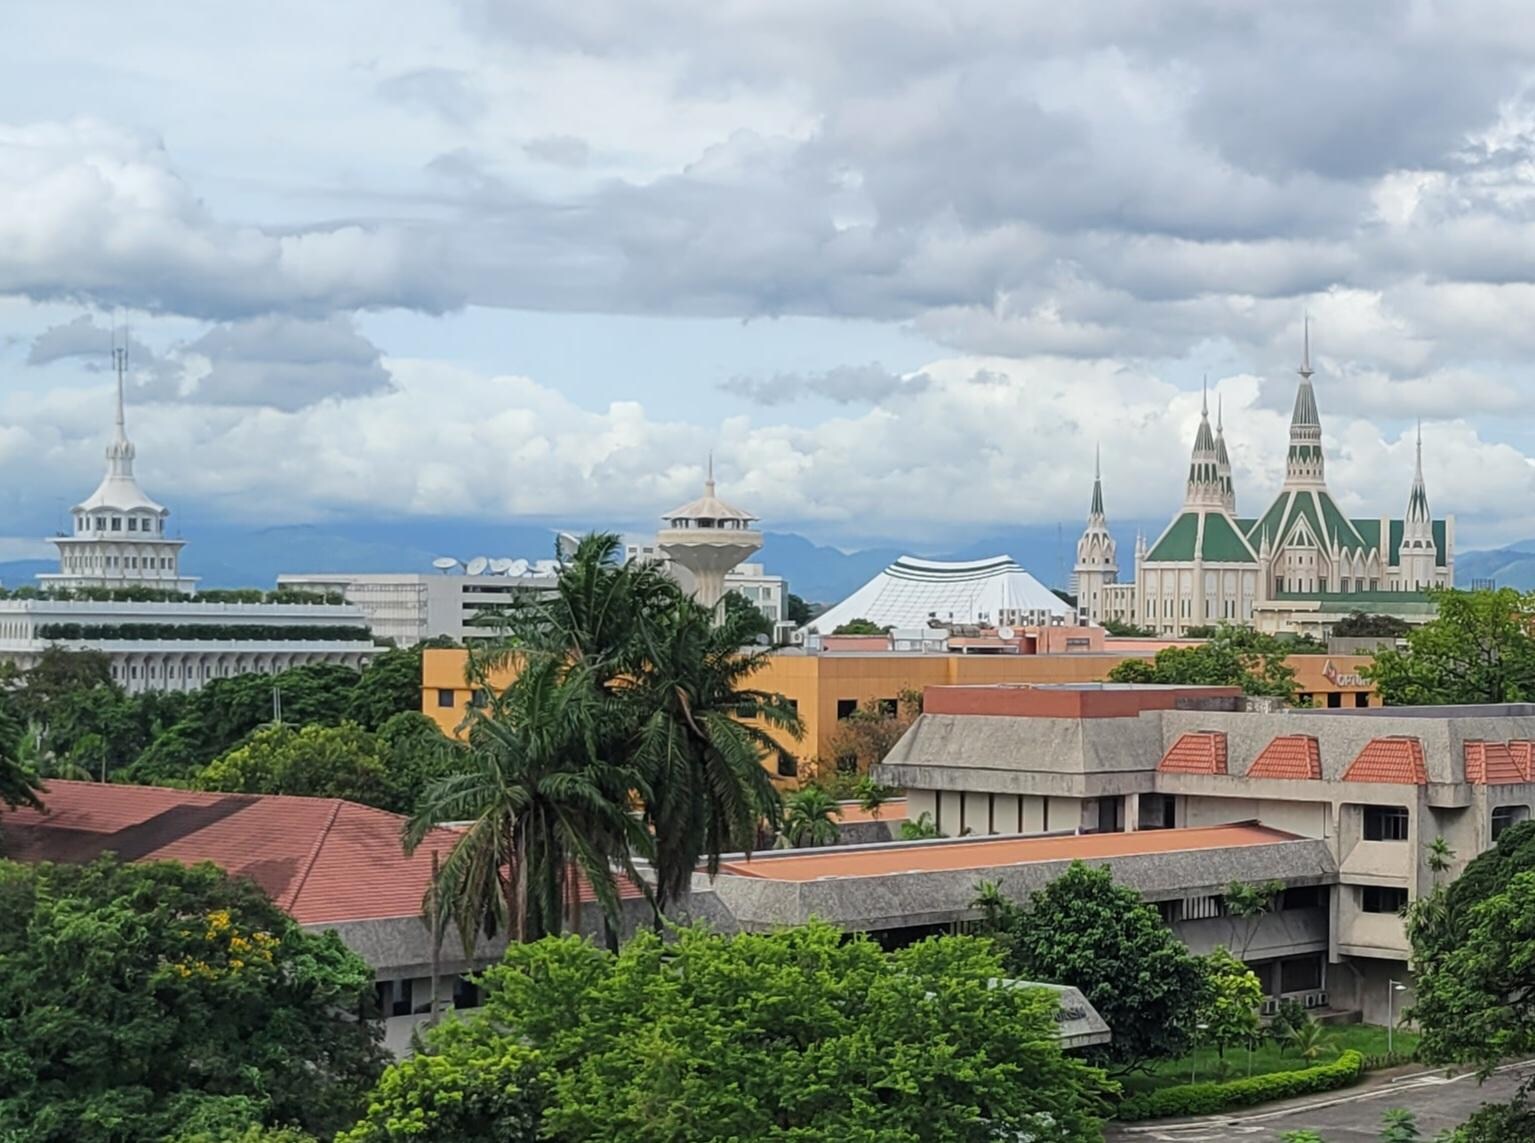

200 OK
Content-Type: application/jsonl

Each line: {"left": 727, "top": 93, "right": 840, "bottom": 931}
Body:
{"left": 1114, "top": 1058, "right": 1535, "bottom": 1134}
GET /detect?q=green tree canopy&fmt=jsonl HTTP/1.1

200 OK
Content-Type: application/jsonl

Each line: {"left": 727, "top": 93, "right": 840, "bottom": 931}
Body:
{"left": 1198, "top": 946, "right": 1263, "bottom": 1057}
{"left": 785, "top": 592, "right": 813, "bottom": 625}
{"left": 1367, "top": 589, "right": 1535, "bottom": 706}
{"left": 981, "top": 861, "right": 1210, "bottom": 1070}
{"left": 829, "top": 617, "right": 889, "bottom": 636}
{"left": 1411, "top": 820, "right": 1535, "bottom": 1075}
{"left": 0, "top": 693, "right": 43, "bottom": 817}
{"left": 341, "top": 922, "right": 1112, "bottom": 1142}
{"left": 1106, "top": 624, "right": 1298, "bottom": 700}
{"left": 720, "top": 589, "right": 775, "bottom": 643}
{"left": 194, "top": 721, "right": 398, "bottom": 809}
{"left": 1332, "top": 612, "right": 1412, "bottom": 639}
{"left": 0, "top": 856, "right": 385, "bottom": 1141}
{"left": 779, "top": 785, "right": 841, "bottom": 847}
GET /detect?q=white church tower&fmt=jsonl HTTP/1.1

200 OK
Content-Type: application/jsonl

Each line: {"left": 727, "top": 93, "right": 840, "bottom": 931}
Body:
{"left": 1072, "top": 445, "right": 1118, "bottom": 625}
{"left": 39, "top": 346, "right": 197, "bottom": 594}
{"left": 1396, "top": 421, "right": 1439, "bottom": 591}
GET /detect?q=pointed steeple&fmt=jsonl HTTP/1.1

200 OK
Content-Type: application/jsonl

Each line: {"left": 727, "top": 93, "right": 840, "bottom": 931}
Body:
{"left": 1090, "top": 443, "right": 1104, "bottom": 517}
{"left": 105, "top": 343, "right": 136, "bottom": 478}
{"left": 1213, "top": 391, "right": 1236, "bottom": 512}
{"left": 1285, "top": 316, "right": 1325, "bottom": 487}
{"left": 1406, "top": 420, "right": 1431, "bottom": 524}
{"left": 705, "top": 450, "right": 716, "bottom": 498}
{"left": 1186, "top": 379, "right": 1222, "bottom": 507}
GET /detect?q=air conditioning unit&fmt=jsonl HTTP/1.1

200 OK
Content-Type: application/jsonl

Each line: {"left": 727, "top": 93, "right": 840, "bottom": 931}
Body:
{"left": 1303, "top": 993, "right": 1320, "bottom": 1009}
{"left": 1260, "top": 998, "right": 1279, "bottom": 1016}
{"left": 1316, "top": 991, "right": 1328, "bottom": 1009}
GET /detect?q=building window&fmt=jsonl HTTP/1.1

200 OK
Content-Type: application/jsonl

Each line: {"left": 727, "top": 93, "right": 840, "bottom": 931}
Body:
{"left": 1279, "top": 954, "right": 1324, "bottom": 994}
{"left": 452, "top": 976, "right": 480, "bottom": 1010}
{"left": 878, "top": 697, "right": 898, "bottom": 717}
{"left": 1363, "top": 805, "right": 1410, "bottom": 841}
{"left": 1354, "top": 693, "right": 1370, "bottom": 708}
{"left": 1361, "top": 886, "right": 1409, "bottom": 914}
{"left": 777, "top": 753, "right": 798, "bottom": 779}
{"left": 127, "top": 517, "right": 137, "bottom": 532}
{"left": 835, "top": 699, "right": 857, "bottom": 720}
{"left": 1281, "top": 885, "right": 1322, "bottom": 910}
{"left": 436, "top": 688, "right": 456, "bottom": 709}
{"left": 1492, "top": 805, "right": 1530, "bottom": 840}
{"left": 111, "top": 517, "right": 121, "bottom": 531}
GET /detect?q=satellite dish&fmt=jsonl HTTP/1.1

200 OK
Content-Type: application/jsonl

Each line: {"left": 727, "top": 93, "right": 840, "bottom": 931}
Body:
{"left": 508, "top": 558, "right": 530, "bottom": 577}
{"left": 489, "top": 558, "right": 512, "bottom": 573}
{"left": 997, "top": 626, "right": 1015, "bottom": 640}
{"left": 533, "top": 559, "right": 559, "bottom": 576}
{"left": 556, "top": 532, "right": 580, "bottom": 559}
{"left": 466, "top": 556, "right": 489, "bottom": 576}
{"left": 432, "top": 557, "right": 460, "bottom": 573}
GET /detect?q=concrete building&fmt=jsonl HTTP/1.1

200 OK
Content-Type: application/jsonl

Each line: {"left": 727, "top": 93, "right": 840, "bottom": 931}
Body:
{"left": 723, "top": 563, "right": 794, "bottom": 643}
{"left": 276, "top": 567, "right": 561, "bottom": 646}
{"left": 0, "top": 597, "right": 375, "bottom": 693}
{"left": 805, "top": 555, "right": 1071, "bottom": 636}
{"left": 39, "top": 347, "right": 196, "bottom": 594}
{"left": 422, "top": 646, "right": 1381, "bottom": 780}
{"left": 869, "top": 683, "right": 1535, "bottom": 1022}
{"left": 1076, "top": 327, "right": 1453, "bottom": 638}
{"left": 656, "top": 460, "right": 762, "bottom": 613}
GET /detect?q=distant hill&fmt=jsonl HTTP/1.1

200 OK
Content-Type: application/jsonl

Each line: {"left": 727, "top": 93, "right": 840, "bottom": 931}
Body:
{"left": 1455, "top": 542, "right": 1535, "bottom": 590}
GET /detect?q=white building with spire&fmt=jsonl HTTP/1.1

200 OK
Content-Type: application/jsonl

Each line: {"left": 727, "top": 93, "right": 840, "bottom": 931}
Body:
{"left": 1076, "top": 323, "right": 1453, "bottom": 637}
{"left": 1070, "top": 446, "right": 1118, "bottom": 625}
{"left": 38, "top": 347, "right": 196, "bottom": 593}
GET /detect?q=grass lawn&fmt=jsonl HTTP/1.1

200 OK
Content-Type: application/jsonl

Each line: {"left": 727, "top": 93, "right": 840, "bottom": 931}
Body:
{"left": 1120, "top": 1024, "right": 1421, "bottom": 1094}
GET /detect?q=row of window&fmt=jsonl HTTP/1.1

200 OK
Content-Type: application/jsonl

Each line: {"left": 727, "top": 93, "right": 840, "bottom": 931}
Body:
{"left": 76, "top": 515, "right": 164, "bottom": 534}
{"left": 374, "top": 975, "right": 480, "bottom": 1018}
{"left": 62, "top": 554, "right": 175, "bottom": 572}
{"left": 1362, "top": 803, "right": 1529, "bottom": 843}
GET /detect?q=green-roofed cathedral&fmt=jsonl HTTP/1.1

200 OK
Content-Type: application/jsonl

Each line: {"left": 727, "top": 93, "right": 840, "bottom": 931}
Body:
{"left": 1076, "top": 323, "right": 1453, "bottom": 638}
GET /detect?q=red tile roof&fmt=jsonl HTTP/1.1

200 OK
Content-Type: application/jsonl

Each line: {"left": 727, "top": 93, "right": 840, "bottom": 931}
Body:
{"left": 1341, "top": 737, "right": 1427, "bottom": 784}
{"left": 1157, "top": 731, "right": 1228, "bottom": 775}
{"left": 0, "top": 781, "right": 645, "bottom": 925}
{"left": 1464, "top": 741, "right": 1531, "bottom": 785}
{"left": 1248, "top": 735, "right": 1322, "bottom": 780}
{"left": 717, "top": 823, "right": 1301, "bottom": 881}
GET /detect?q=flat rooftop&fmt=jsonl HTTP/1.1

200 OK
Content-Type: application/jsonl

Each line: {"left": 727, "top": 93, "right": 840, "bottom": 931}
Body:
{"left": 717, "top": 822, "right": 1297, "bottom": 881}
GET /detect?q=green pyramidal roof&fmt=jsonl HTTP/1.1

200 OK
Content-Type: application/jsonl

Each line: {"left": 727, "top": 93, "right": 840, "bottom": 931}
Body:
{"left": 1246, "top": 488, "right": 1365, "bottom": 553}
{"left": 1145, "top": 510, "right": 1258, "bottom": 564}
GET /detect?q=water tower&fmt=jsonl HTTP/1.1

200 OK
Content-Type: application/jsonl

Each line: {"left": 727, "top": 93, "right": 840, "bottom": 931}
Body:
{"left": 656, "top": 458, "right": 761, "bottom": 614}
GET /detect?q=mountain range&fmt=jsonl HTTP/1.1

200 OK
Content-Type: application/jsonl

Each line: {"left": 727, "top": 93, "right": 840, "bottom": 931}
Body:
{"left": 2, "top": 516, "right": 1528, "bottom": 605}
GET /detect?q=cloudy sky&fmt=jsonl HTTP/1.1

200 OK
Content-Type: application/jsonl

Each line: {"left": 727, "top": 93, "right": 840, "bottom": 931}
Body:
{"left": 5, "top": 0, "right": 1535, "bottom": 557}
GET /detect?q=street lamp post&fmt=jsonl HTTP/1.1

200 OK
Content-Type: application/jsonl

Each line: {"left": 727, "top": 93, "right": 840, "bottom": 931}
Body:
{"left": 1387, "top": 979, "right": 1407, "bottom": 1053}
{"left": 1191, "top": 1022, "right": 1209, "bottom": 1083}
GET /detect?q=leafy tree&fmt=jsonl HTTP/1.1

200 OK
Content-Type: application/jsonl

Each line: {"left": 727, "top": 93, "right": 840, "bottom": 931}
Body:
{"left": 194, "top": 722, "right": 398, "bottom": 809}
{"left": 343, "top": 923, "right": 1112, "bottom": 1142}
{"left": 1225, "top": 879, "right": 1286, "bottom": 959}
{"left": 720, "top": 589, "right": 774, "bottom": 643}
{"left": 344, "top": 644, "right": 428, "bottom": 730}
{"left": 898, "top": 811, "right": 944, "bottom": 840}
{"left": 829, "top": 617, "right": 889, "bottom": 636}
{"left": 1102, "top": 619, "right": 1159, "bottom": 637}
{"left": 983, "top": 861, "right": 1209, "bottom": 1070}
{"left": 780, "top": 785, "right": 841, "bottom": 847}
{"left": 853, "top": 773, "right": 897, "bottom": 817}
{"left": 1379, "top": 1107, "right": 1422, "bottom": 1143}
{"left": 785, "top": 592, "right": 814, "bottom": 625}
{"left": 1281, "top": 1014, "right": 1337, "bottom": 1063}
{"left": 1332, "top": 612, "right": 1412, "bottom": 639}
{"left": 1106, "top": 625, "right": 1298, "bottom": 700}
{"left": 1197, "top": 946, "right": 1263, "bottom": 1058}
{"left": 0, "top": 857, "right": 385, "bottom": 1141}
{"left": 815, "top": 690, "right": 920, "bottom": 784}
{"left": 0, "top": 695, "right": 43, "bottom": 816}
{"left": 1367, "top": 589, "right": 1535, "bottom": 705}
{"left": 1411, "top": 820, "right": 1535, "bottom": 1077}
{"left": 408, "top": 656, "right": 651, "bottom": 947}
{"left": 375, "top": 710, "right": 459, "bottom": 815}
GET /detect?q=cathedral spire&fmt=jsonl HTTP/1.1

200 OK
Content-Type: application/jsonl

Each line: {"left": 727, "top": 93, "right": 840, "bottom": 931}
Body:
{"left": 1090, "top": 442, "right": 1104, "bottom": 517}
{"left": 105, "top": 341, "right": 136, "bottom": 478}
{"left": 1406, "top": 419, "right": 1431, "bottom": 524}
{"left": 1213, "top": 391, "right": 1236, "bottom": 512}
{"left": 1186, "top": 380, "right": 1222, "bottom": 507}
{"left": 1285, "top": 317, "right": 1325, "bottom": 487}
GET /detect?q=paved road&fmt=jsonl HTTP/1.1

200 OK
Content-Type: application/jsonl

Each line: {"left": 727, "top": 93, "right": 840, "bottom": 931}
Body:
{"left": 1107, "top": 1062, "right": 1534, "bottom": 1142}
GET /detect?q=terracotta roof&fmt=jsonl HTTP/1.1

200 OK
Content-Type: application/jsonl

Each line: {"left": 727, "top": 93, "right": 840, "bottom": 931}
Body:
{"left": 1248, "top": 735, "right": 1322, "bottom": 780}
{"left": 1341, "top": 737, "right": 1427, "bottom": 784}
{"left": 717, "top": 822, "right": 1298, "bottom": 881}
{"left": 1464, "top": 741, "right": 1531, "bottom": 785}
{"left": 1, "top": 781, "right": 645, "bottom": 925}
{"left": 1157, "top": 731, "right": 1228, "bottom": 775}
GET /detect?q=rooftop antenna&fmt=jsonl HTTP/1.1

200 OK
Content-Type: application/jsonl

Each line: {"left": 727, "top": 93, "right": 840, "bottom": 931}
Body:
{"left": 1299, "top": 312, "right": 1313, "bottom": 380}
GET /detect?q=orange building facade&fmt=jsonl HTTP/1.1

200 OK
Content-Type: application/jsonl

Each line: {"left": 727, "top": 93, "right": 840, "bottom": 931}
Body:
{"left": 421, "top": 647, "right": 1381, "bottom": 781}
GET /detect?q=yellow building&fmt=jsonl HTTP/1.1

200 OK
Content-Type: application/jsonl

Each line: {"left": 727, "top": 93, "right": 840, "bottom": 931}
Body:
{"left": 423, "top": 647, "right": 1381, "bottom": 782}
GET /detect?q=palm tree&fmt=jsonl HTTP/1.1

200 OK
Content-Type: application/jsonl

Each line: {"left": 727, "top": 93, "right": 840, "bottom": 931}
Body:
{"left": 855, "top": 775, "right": 895, "bottom": 819}
{"left": 781, "top": 787, "right": 842, "bottom": 848}
{"left": 0, "top": 702, "right": 43, "bottom": 813}
{"left": 1426, "top": 835, "right": 1456, "bottom": 882}
{"left": 1282, "top": 1015, "right": 1337, "bottom": 1063}
{"left": 970, "top": 879, "right": 1011, "bottom": 932}
{"left": 631, "top": 595, "right": 802, "bottom": 915}
{"left": 405, "top": 659, "right": 652, "bottom": 950}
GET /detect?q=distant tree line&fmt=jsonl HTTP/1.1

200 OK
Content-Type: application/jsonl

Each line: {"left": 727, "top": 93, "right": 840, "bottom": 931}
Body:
{"left": 0, "top": 585, "right": 345, "bottom": 605}
{"left": 35, "top": 623, "right": 372, "bottom": 642}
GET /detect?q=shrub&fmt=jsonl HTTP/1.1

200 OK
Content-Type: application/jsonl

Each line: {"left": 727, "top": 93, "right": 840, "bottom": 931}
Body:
{"left": 1269, "top": 997, "right": 1308, "bottom": 1040}
{"left": 1362, "top": 1050, "right": 1416, "bottom": 1071}
{"left": 1116, "top": 1050, "right": 1364, "bottom": 1121}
